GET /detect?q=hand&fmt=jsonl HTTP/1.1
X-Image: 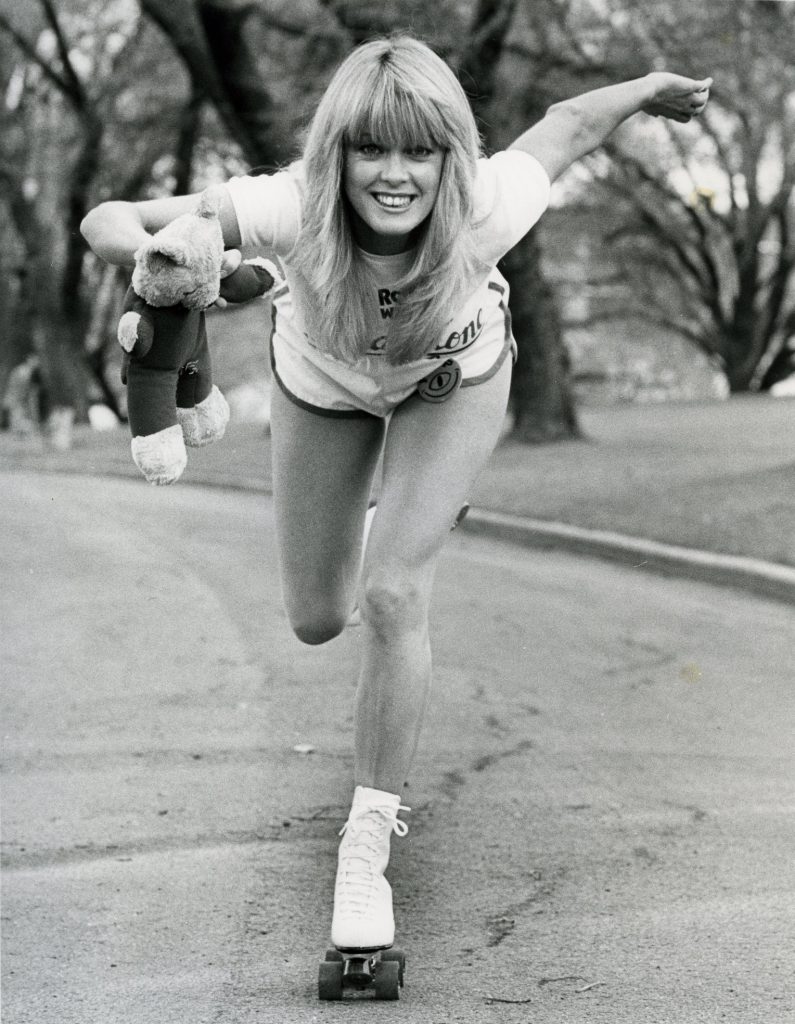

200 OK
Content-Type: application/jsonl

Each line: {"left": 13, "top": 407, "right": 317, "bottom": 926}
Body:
{"left": 644, "top": 72, "right": 713, "bottom": 123}
{"left": 214, "top": 249, "right": 243, "bottom": 308}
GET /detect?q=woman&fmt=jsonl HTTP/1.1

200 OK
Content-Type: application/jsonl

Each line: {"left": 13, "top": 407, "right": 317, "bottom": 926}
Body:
{"left": 81, "top": 36, "right": 710, "bottom": 957}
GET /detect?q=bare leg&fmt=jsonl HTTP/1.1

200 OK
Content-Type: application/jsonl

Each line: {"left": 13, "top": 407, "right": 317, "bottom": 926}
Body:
{"left": 271, "top": 369, "right": 511, "bottom": 951}
{"left": 354, "top": 359, "right": 512, "bottom": 792}
{"left": 269, "top": 385, "right": 385, "bottom": 645}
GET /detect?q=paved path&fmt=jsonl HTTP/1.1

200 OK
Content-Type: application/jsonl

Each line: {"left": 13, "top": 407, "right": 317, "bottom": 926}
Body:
{"left": 2, "top": 472, "right": 794, "bottom": 1023}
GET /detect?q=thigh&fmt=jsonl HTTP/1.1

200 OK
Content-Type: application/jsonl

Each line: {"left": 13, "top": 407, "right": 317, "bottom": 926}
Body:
{"left": 366, "top": 358, "right": 512, "bottom": 574}
{"left": 270, "top": 384, "right": 386, "bottom": 623}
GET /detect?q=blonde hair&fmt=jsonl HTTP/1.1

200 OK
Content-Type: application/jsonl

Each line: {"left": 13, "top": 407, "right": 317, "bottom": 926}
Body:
{"left": 291, "top": 36, "right": 487, "bottom": 365}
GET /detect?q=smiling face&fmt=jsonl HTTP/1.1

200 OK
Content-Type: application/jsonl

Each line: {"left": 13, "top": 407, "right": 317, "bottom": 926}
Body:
{"left": 343, "top": 136, "right": 445, "bottom": 255}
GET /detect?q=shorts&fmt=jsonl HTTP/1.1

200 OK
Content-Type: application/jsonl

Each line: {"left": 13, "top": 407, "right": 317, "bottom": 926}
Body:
{"left": 270, "top": 280, "right": 517, "bottom": 419}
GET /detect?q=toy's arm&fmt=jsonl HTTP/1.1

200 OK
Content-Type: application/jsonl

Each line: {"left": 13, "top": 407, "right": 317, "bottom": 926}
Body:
{"left": 218, "top": 257, "right": 279, "bottom": 304}
{"left": 118, "top": 287, "right": 155, "bottom": 362}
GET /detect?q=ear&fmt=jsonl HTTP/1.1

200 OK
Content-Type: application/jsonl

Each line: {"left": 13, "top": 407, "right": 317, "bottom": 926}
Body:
{"left": 149, "top": 239, "right": 188, "bottom": 266}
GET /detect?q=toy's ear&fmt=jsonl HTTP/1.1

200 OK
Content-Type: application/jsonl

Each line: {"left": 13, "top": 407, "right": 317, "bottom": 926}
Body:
{"left": 148, "top": 239, "right": 188, "bottom": 266}
{"left": 196, "top": 186, "right": 223, "bottom": 219}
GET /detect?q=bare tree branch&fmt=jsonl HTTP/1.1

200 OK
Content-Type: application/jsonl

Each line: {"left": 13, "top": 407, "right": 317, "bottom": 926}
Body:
{"left": 0, "top": 10, "right": 71, "bottom": 95}
{"left": 459, "top": 0, "right": 517, "bottom": 85}
{"left": 597, "top": 165, "right": 712, "bottom": 298}
{"left": 691, "top": 113, "right": 742, "bottom": 226}
{"left": 140, "top": 0, "right": 258, "bottom": 162}
{"left": 757, "top": 198, "right": 794, "bottom": 351}
{"left": 40, "top": 0, "right": 87, "bottom": 108}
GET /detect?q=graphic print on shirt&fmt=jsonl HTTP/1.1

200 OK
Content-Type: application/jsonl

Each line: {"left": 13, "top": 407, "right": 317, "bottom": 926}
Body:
{"left": 428, "top": 307, "right": 484, "bottom": 360}
{"left": 379, "top": 289, "right": 400, "bottom": 319}
{"left": 367, "top": 288, "right": 486, "bottom": 360}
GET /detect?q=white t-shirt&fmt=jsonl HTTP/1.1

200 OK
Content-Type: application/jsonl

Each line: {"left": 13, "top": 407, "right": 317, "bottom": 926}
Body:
{"left": 227, "top": 149, "right": 549, "bottom": 354}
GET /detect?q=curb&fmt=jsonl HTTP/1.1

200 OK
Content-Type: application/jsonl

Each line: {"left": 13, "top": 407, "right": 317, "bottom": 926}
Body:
{"left": 461, "top": 508, "right": 795, "bottom": 606}
{"left": 5, "top": 461, "right": 794, "bottom": 607}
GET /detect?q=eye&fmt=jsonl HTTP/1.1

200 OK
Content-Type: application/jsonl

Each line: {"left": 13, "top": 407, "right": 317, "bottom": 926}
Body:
{"left": 406, "top": 145, "right": 435, "bottom": 159}
{"left": 356, "top": 142, "right": 382, "bottom": 157}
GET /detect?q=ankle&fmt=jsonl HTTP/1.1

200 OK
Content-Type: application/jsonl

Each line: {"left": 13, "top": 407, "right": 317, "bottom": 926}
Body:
{"left": 352, "top": 785, "right": 402, "bottom": 806}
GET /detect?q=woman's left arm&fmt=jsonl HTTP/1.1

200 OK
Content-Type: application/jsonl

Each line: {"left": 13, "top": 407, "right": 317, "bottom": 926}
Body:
{"left": 510, "top": 72, "right": 712, "bottom": 182}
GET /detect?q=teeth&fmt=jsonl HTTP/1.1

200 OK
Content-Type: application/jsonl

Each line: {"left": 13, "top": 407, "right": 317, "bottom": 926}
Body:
{"left": 374, "top": 194, "right": 412, "bottom": 208}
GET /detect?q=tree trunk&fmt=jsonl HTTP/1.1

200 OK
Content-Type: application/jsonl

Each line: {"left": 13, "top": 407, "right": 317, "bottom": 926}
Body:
{"left": 1, "top": 167, "right": 87, "bottom": 420}
{"left": 173, "top": 88, "right": 203, "bottom": 194}
{"left": 141, "top": 0, "right": 262, "bottom": 164}
{"left": 51, "top": 110, "right": 106, "bottom": 420}
{"left": 457, "top": 0, "right": 580, "bottom": 443}
{"left": 198, "top": 0, "right": 285, "bottom": 165}
{"left": 723, "top": 249, "right": 764, "bottom": 392}
{"left": 502, "top": 232, "right": 580, "bottom": 442}
{"left": 0, "top": 165, "right": 39, "bottom": 396}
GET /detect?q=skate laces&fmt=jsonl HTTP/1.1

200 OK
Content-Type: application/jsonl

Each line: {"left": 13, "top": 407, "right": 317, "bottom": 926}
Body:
{"left": 339, "top": 803, "right": 410, "bottom": 842}
{"left": 335, "top": 804, "right": 410, "bottom": 913}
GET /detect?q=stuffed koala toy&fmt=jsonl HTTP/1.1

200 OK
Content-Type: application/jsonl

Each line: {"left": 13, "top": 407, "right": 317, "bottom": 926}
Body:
{"left": 118, "top": 186, "right": 277, "bottom": 485}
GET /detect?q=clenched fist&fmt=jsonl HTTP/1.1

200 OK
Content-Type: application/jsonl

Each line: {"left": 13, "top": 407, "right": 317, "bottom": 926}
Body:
{"left": 644, "top": 73, "right": 713, "bottom": 123}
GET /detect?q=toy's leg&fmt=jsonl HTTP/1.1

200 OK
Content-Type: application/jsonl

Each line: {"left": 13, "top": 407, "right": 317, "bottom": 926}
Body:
{"left": 126, "top": 365, "right": 187, "bottom": 485}
{"left": 177, "top": 386, "right": 230, "bottom": 447}
{"left": 131, "top": 425, "right": 187, "bottom": 485}
{"left": 176, "top": 352, "right": 229, "bottom": 448}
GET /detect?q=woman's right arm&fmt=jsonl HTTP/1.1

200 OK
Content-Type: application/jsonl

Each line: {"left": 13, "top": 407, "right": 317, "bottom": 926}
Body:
{"left": 80, "top": 188, "right": 243, "bottom": 267}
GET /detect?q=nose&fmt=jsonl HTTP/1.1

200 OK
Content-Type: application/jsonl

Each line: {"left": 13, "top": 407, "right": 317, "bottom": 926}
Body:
{"left": 380, "top": 150, "right": 409, "bottom": 184}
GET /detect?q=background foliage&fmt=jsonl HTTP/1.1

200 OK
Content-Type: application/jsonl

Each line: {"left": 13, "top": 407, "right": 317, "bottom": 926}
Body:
{"left": 1, "top": 0, "right": 793, "bottom": 442}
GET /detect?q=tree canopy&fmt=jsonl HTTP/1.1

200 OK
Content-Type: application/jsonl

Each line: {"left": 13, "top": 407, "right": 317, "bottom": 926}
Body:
{"left": 1, "top": 0, "right": 792, "bottom": 443}
{"left": 579, "top": 0, "right": 795, "bottom": 392}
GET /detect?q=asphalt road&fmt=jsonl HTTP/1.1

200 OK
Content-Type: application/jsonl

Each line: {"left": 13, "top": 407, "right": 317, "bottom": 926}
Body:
{"left": 2, "top": 471, "right": 793, "bottom": 1023}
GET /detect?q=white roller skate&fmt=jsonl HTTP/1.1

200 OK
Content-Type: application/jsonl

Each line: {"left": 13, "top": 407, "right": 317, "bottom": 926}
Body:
{"left": 319, "top": 786, "right": 410, "bottom": 1000}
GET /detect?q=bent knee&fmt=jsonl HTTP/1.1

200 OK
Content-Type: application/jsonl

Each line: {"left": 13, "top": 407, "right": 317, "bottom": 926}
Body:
{"left": 289, "top": 611, "right": 349, "bottom": 646}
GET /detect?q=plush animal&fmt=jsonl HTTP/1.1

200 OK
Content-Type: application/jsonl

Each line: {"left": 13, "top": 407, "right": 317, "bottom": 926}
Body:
{"left": 118, "top": 186, "right": 277, "bottom": 485}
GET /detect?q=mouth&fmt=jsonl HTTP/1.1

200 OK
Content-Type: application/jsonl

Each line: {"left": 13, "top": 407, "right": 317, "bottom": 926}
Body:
{"left": 371, "top": 193, "right": 415, "bottom": 210}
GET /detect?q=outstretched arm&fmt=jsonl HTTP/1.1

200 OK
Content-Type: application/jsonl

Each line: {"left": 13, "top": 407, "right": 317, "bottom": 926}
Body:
{"left": 80, "top": 188, "right": 243, "bottom": 267}
{"left": 510, "top": 72, "right": 712, "bottom": 182}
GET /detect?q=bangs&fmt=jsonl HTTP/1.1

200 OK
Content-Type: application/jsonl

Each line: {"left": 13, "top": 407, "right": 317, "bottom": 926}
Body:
{"left": 343, "top": 71, "right": 448, "bottom": 150}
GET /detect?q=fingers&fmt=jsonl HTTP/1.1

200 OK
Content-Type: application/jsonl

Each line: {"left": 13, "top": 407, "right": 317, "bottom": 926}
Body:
{"left": 646, "top": 73, "right": 711, "bottom": 122}
{"left": 215, "top": 249, "right": 241, "bottom": 306}
{"left": 674, "top": 81, "right": 711, "bottom": 120}
{"left": 220, "top": 248, "right": 242, "bottom": 278}
{"left": 689, "top": 93, "right": 710, "bottom": 116}
{"left": 690, "top": 77, "right": 712, "bottom": 114}
{"left": 686, "top": 77, "right": 712, "bottom": 97}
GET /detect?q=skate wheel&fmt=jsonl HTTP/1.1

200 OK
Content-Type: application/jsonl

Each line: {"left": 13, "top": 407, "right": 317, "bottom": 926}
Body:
{"left": 373, "top": 959, "right": 400, "bottom": 1000}
{"left": 381, "top": 948, "right": 406, "bottom": 985}
{"left": 318, "top": 960, "right": 344, "bottom": 1000}
{"left": 323, "top": 948, "right": 344, "bottom": 962}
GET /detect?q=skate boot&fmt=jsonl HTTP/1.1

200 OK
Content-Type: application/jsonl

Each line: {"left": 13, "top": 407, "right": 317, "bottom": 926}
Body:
{"left": 330, "top": 786, "right": 409, "bottom": 952}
